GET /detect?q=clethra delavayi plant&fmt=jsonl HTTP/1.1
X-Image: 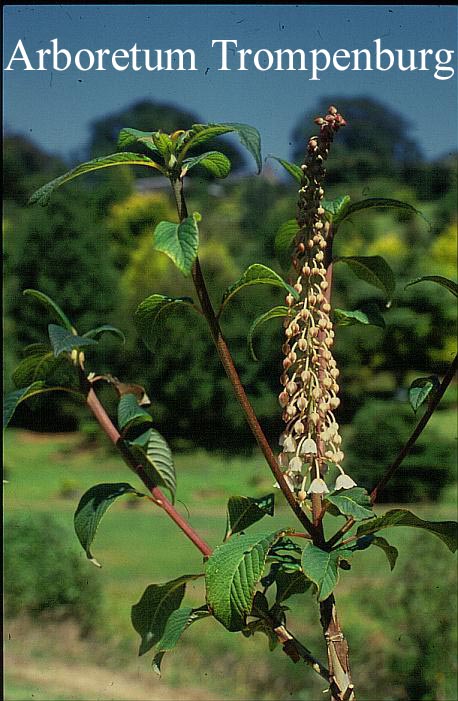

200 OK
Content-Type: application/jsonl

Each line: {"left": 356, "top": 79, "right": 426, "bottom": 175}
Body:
{"left": 4, "top": 106, "right": 457, "bottom": 701}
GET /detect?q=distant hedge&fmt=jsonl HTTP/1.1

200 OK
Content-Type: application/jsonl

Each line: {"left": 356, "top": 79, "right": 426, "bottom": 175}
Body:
{"left": 346, "top": 399, "right": 455, "bottom": 502}
{"left": 4, "top": 512, "right": 103, "bottom": 635}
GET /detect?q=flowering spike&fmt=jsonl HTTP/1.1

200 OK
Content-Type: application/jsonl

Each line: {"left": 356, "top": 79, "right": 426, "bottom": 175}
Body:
{"left": 277, "top": 106, "right": 356, "bottom": 503}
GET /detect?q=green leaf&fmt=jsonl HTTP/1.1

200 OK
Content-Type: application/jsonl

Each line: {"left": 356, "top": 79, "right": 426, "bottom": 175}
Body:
{"left": 408, "top": 376, "right": 440, "bottom": 413}
{"left": 153, "top": 214, "right": 200, "bottom": 276}
{"left": 131, "top": 575, "right": 202, "bottom": 656}
{"left": 333, "top": 303, "right": 385, "bottom": 329}
{"left": 325, "top": 487, "right": 375, "bottom": 522}
{"left": 74, "top": 482, "right": 144, "bottom": 566}
{"left": 248, "top": 306, "right": 288, "bottom": 361}
{"left": 268, "top": 157, "right": 303, "bottom": 183}
{"left": 205, "top": 529, "right": 286, "bottom": 631}
{"left": 301, "top": 544, "right": 353, "bottom": 602}
{"left": 134, "top": 294, "right": 195, "bottom": 352}
{"left": 152, "top": 132, "right": 173, "bottom": 160}
{"left": 13, "top": 348, "right": 57, "bottom": 387}
{"left": 118, "top": 128, "right": 161, "bottom": 155}
{"left": 181, "top": 151, "right": 231, "bottom": 178}
{"left": 241, "top": 622, "right": 276, "bottom": 649}
{"left": 48, "top": 324, "right": 98, "bottom": 357}
{"left": 275, "top": 569, "right": 311, "bottom": 603}
{"left": 356, "top": 509, "right": 458, "bottom": 553}
{"left": 242, "top": 617, "right": 278, "bottom": 651}
{"left": 334, "top": 197, "right": 426, "bottom": 228}
{"left": 3, "top": 382, "right": 46, "bottom": 429}
{"left": 117, "top": 394, "right": 153, "bottom": 434}
{"left": 129, "top": 428, "right": 176, "bottom": 502}
{"left": 405, "top": 275, "right": 458, "bottom": 298}
{"left": 322, "top": 195, "right": 351, "bottom": 218}
{"left": 334, "top": 255, "right": 395, "bottom": 300}
{"left": 178, "top": 123, "right": 261, "bottom": 173}
{"left": 274, "top": 220, "right": 299, "bottom": 271}
{"left": 225, "top": 494, "right": 275, "bottom": 538}
{"left": 270, "top": 536, "right": 303, "bottom": 555}
{"left": 224, "top": 123, "right": 262, "bottom": 173}
{"left": 22, "top": 289, "right": 73, "bottom": 332}
{"left": 371, "top": 536, "right": 399, "bottom": 571}
{"left": 83, "top": 325, "right": 125, "bottom": 343}
{"left": 12, "top": 352, "right": 79, "bottom": 394}
{"left": 29, "top": 153, "right": 165, "bottom": 206}
{"left": 221, "top": 264, "right": 298, "bottom": 313}
{"left": 152, "top": 606, "right": 210, "bottom": 676}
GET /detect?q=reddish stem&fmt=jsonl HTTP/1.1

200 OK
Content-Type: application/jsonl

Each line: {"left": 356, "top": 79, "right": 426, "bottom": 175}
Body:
{"left": 86, "top": 387, "right": 213, "bottom": 557}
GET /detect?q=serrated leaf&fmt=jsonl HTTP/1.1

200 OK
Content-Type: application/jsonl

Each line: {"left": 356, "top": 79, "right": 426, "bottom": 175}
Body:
{"left": 268, "top": 157, "right": 303, "bottom": 183}
{"left": 129, "top": 428, "right": 176, "bottom": 501}
{"left": 371, "top": 536, "right": 398, "bottom": 570}
{"left": 83, "top": 325, "right": 125, "bottom": 343}
{"left": 248, "top": 306, "right": 288, "bottom": 361}
{"left": 224, "top": 122, "right": 262, "bottom": 173}
{"left": 181, "top": 151, "right": 231, "bottom": 178}
{"left": 405, "top": 275, "right": 458, "bottom": 298}
{"left": 221, "top": 264, "right": 298, "bottom": 313}
{"left": 333, "top": 303, "right": 385, "bottom": 329}
{"left": 153, "top": 214, "right": 200, "bottom": 276}
{"left": 322, "top": 195, "right": 351, "bottom": 218}
{"left": 12, "top": 351, "right": 79, "bottom": 392}
{"left": 152, "top": 606, "right": 210, "bottom": 676}
{"left": 29, "top": 153, "right": 164, "bottom": 206}
{"left": 334, "top": 197, "right": 426, "bottom": 228}
{"left": 134, "top": 294, "right": 195, "bottom": 352}
{"left": 301, "top": 544, "right": 353, "bottom": 601}
{"left": 118, "top": 128, "right": 161, "bottom": 155}
{"left": 131, "top": 575, "right": 202, "bottom": 656}
{"left": 117, "top": 394, "right": 153, "bottom": 434}
{"left": 74, "top": 483, "right": 144, "bottom": 566}
{"left": 205, "top": 529, "right": 286, "bottom": 631}
{"left": 334, "top": 255, "right": 395, "bottom": 300}
{"left": 325, "top": 487, "right": 375, "bottom": 522}
{"left": 275, "top": 569, "right": 311, "bottom": 603}
{"left": 3, "top": 382, "right": 46, "bottom": 429}
{"left": 152, "top": 132, "right": 173, "bottom": 160}
{"left": 22, "top": 289, "right": 73, "bottom": 331}
{"left": 225, "top": 494, "right": 275, "bottom": 538}
{"left": 48, "top": 324, "right": 98, "bottom": 357}
{"left": 178, "top": 123, "right": 261, "bottom": 173}
{"left": 12, "top": 349, "right": 56, "bottom": 387}
{"left": 408, "top": 376, "right": 440, "bottom": 413}
{"left": 274, "top": 220, "right": 299, "bottom": 271}
{"left": 356, "top": 509, "right": 458, "bottom": 553}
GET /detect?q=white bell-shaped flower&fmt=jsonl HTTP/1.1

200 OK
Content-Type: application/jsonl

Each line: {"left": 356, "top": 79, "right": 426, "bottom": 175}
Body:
{"left": 334, "top": 474, "right": 357, "bottom": 490}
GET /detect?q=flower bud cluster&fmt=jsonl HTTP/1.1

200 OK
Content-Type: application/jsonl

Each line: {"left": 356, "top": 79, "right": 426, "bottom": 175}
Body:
{"left": 276, "top": 106, "right": 355, "bottom": 503}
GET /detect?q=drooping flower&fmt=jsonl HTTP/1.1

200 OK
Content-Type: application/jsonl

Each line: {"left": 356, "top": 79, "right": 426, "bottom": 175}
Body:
{"left": 309, "top": 478, "right": 330, "bottom": 494}
{"left": 334, "top": 474, "right": 357, "bottom": 491}
{"left": 300, "top": 437, "right": 318, "bottom": 455}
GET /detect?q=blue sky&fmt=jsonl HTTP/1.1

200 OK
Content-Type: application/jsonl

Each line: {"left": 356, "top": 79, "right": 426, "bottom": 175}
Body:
{"left": 3, "top": 4, "right": 458, "bottom": 168}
